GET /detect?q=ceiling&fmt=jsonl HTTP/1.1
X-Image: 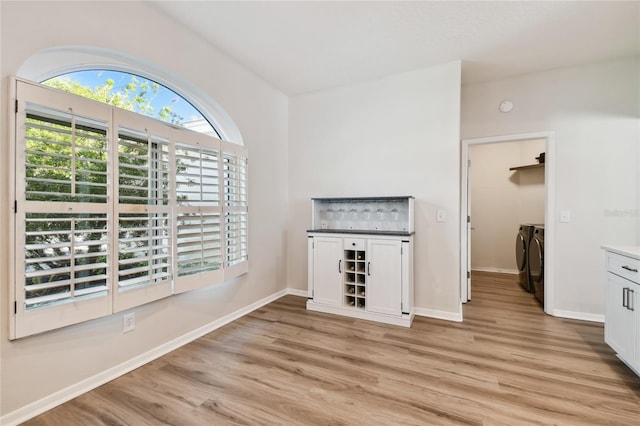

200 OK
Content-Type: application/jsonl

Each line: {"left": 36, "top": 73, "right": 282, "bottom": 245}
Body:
{"left": 152, "top": 1, "right": 640, "bottom": 96}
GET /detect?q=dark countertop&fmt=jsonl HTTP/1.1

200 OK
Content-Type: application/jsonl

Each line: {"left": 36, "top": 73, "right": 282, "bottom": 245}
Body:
{"left": 311, "top": 196, "right": 414, "bottom": 201}
{"left": 307, "top": 229, "right": 414, "bottom": 237}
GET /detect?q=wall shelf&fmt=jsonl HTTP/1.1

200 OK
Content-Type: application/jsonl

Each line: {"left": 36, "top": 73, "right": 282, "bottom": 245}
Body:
{"left": 509, "top": 163, "right": 544, "bottom": 171}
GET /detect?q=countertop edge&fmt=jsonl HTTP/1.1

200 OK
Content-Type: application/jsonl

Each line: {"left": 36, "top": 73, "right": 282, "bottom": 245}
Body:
{"left": 307, "top": 229, "right": 414, "bottom": 237}
{"left": 601, "top": 245, "right": 640, "bottom": 260}
{"left": 311, "top": 196, "right": 414, "bottom": 201}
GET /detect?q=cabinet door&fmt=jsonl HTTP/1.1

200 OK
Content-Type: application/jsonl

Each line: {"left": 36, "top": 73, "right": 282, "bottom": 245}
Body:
{"left": 605, "top": 273, "right": 636, "bottom": 362}
{"left": 311, "top": 237, "right": 343, "bottom": 307}
{"left": 635, "top": 285, "right": 640, "bottom": 371}
{"left": 366, "top": 239, "right": 402, "bottom": 316}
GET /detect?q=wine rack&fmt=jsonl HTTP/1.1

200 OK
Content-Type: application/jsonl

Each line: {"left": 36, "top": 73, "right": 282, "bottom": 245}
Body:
{"left": 344, "top": 249, "right": 366, "bottom": 309}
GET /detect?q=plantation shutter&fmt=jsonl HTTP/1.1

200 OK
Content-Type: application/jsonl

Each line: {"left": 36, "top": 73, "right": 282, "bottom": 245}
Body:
{"left": 112, "top": 109, "right": 172, "bottom": 312}
{"left": 222, "top": 141, "right": 249, "bottom": 278}
{"left": 11, "top": 77, "right": 248, "bottom": 340}
{"left": 13, "top": 81, "right": 112, "bottom": 339}
{"left": 173, "top": 131, "right": 224, "bottom": 293}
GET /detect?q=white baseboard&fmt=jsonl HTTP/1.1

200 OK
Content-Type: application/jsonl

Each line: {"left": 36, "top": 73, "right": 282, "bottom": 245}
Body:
{"left": 306, "top": 301, "right": 414, "bottom": 327}
{"left": 414, "top": 306, "right": 602, "bottom": 324}
{"left": 286, "top": 288, "right": 308, "bottom": 298}
{"left": 288, "top": 288, "right": 465, "bottom": 326}
{"left": 551, "top": 309, "right": 604, "bottom": 323}
{"left": 414, "top": 307, "right": 463, "bottom": 322}
{"left": 0, "top": 288, "right": 293, "bottom": 426}
{"left": 471, "top": 267, "right": 518, "bottom": 275}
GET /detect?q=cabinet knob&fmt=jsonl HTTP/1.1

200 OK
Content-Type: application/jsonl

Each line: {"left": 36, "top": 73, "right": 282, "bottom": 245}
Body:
{"left": 352, "top": 242, "right": 356, "bottom": 246}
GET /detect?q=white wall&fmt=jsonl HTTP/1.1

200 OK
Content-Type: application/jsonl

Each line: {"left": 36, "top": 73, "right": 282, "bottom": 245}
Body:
{"left": 287, "top": 61, "right": 462, "bottom": 317}
{"left": 0, "top": 1, "right": 288, "bottom": 416}
{"left": 470, "top": 139, "right": 545, "bottom": 273}
{"left": 462, "top": 58, "right": 640, "bottom": 318}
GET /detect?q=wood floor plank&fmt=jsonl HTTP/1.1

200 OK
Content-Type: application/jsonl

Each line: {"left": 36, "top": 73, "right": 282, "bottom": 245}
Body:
{"left": 24, "top": 272, "right": 640, "bottom": 425}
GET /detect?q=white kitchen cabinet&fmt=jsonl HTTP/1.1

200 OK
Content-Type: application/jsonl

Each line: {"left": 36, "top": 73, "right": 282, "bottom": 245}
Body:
{"left": 307, "top": 232, "right": 414, "bottom": 327}
{"left": 605, "top": 273, "right": 637, "bottom": 363}
{"left": 367, "top": 239, "right": 402, "bottom": 316}
{"left": 308, "top": 236, "right": 342, "bottom": 307}
{"left": 307, "top": 196, "right": 414, "bottom": 327}
{"left": 603, "top": 247, "right": 640, "bottom": 376}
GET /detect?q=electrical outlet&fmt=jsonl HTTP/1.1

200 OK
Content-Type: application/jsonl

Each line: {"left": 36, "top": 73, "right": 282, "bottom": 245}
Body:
{"left": 123, "top": 313, "right": 135, "bottom": 333}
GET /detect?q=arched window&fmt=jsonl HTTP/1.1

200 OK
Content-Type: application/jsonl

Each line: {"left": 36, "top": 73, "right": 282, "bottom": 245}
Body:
{"left": 16, "top": 45, "right": 244, "bottom": 144}
{"left": 42, "top": 70, "right": 221, "bottom": 138}
{"left": 10, "top": 48, "right": 248, "bottom": 339}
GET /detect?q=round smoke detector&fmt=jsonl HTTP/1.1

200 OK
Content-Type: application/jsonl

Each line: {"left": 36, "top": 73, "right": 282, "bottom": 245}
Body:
{"left": 499, "top": 100, "right": 514, "bottom": 113}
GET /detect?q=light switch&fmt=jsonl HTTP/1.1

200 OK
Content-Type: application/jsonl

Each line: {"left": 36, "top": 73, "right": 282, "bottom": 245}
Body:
{"left": 560, "top": 210, "right": 570, "bottom": 223}
{"left": 436, "top": 210, "right": 446, "bottom": 222}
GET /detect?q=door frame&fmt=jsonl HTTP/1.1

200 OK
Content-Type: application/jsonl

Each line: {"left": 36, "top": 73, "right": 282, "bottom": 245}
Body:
{"left": 460, "top": 131, "right": 556, "bottom": 315}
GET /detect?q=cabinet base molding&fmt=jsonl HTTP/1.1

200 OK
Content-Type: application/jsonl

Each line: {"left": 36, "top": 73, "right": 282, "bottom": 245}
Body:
{"left": 306, "top": 300, "right": 414, "bottom": 327}
{"left": 616, "top": 354, "right": 640, "bottom": 376}
{"left": 617, "top": 354, "right": 640, "bottom": 377}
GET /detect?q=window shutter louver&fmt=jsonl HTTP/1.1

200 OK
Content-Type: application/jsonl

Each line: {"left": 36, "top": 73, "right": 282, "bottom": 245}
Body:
{"left": 174, "top": 134, "right": 224, "bottom": 293}
{"left": 222, "top": 142, "right": 249, "bottom": 278}
{"left": 112, "top": 110, "right": 172, "bottom": 313}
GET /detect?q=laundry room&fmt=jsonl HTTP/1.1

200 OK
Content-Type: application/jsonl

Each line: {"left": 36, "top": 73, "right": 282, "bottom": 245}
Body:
{"left": 468, "top": 139, "right": 546, "bottom": 307}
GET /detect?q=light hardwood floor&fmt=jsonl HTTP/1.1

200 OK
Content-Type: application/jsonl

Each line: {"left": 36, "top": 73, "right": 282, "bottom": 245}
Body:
{"left": 25, "top": 272, "right": 640, "bottom": 425}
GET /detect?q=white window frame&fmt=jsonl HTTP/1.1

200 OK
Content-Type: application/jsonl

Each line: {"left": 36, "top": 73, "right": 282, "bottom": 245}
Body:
{"left": 9, "top": 77, "right": 248, "bottom": 339}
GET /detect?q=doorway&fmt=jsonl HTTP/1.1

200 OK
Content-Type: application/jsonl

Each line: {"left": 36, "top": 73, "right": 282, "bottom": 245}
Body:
{"left": 460, "top": 132, "right": 556, "bottom": 316}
